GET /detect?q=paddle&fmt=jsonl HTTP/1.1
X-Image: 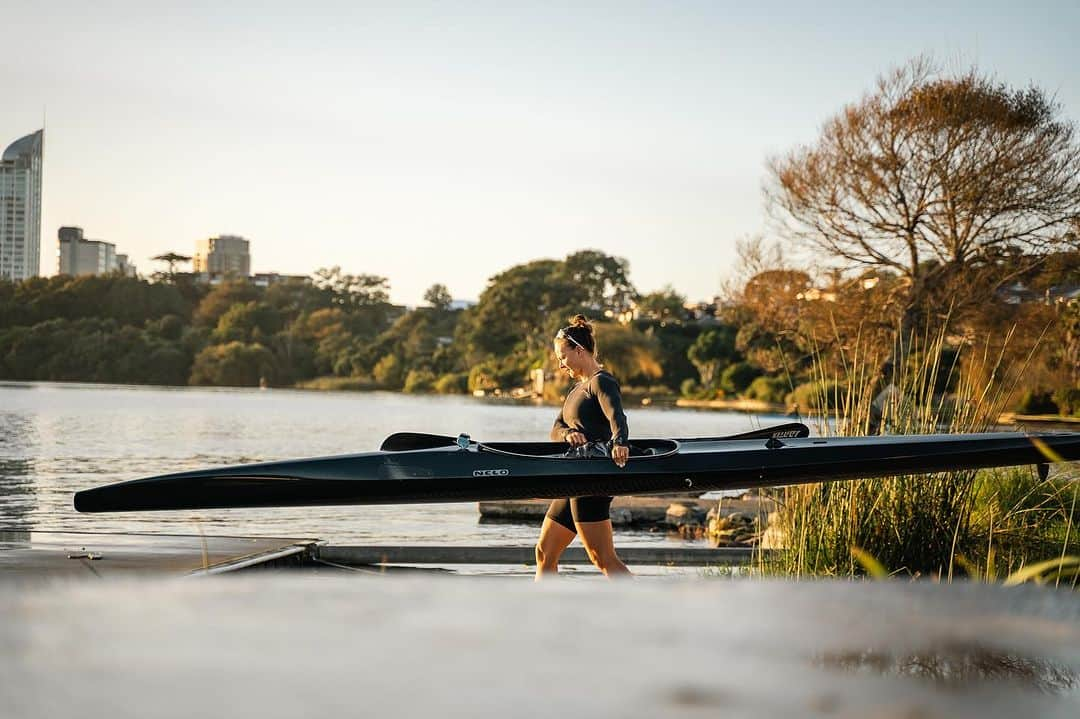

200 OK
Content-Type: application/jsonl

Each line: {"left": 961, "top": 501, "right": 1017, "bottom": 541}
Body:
{"left": 379, "top": 422, "right": 810, "bottom": 452}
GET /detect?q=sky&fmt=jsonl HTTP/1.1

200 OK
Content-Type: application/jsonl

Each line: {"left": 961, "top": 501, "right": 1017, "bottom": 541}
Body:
{"left": 2, "top": 1, "right": 1078, "bottom": 305}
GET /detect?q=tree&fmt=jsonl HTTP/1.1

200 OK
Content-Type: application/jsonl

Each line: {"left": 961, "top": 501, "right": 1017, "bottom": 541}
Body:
{"left": 423, "top": 283, "right": 453, "bottom": 311}
{"left": 193, "top": 280, "right": 262, "bottom": 327}
{"left": 687, "top": 327, "right": 737, "bottom": 390}
{"left": 460, "top": 259, "right": 575, "bottom": 360}
{"left": 151, "top": 252, "right": 192, "bottom": 282}
{"left": 768, "top": 57, "right": 1080, "bottom": 335}
{"left": 212, "top": 301, "right": 283, "bottom": 344}
{"left": 313, "top": 266, "right": 390, "bottom": 308}
{"left": 189, "top": 341, "right": 277, "bottom": 387}
{"left": 558, "top": 250, "right": 637, "bottom": 316}
{"left": 636, "top": 285, "right": 686, "bottom": 321}
{"left": 591, "top": 323, "right": 663, "bottom": 385}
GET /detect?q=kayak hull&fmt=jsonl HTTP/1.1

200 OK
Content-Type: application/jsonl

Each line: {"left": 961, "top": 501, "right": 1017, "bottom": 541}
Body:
{"left": 72, "top": 430, "right": 1080, "bottom": 513}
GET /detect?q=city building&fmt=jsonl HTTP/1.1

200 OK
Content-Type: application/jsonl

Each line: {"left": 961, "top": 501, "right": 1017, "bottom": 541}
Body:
{"left": 115, "top": 254, "right": 137, "bottom": 277}
{"left": 58, "top": 226, "right": 125, "bottom": 276}
{"left": 193, "top": 235, "right": 250, "bottom": 279}
{"left": 252, "top": 272, "right": 310, "bottom": 288}
{"left": 0, "top": 129, "right": 44, "bottom": 281}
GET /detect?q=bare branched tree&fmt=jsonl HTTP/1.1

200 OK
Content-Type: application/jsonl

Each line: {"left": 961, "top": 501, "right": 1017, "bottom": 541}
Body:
{"left": 767, "top": 57, "right": 1080, "bottom": 335}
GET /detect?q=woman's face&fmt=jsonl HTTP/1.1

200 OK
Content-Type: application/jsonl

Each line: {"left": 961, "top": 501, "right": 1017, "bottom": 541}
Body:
{"left": 553, "top": 339, "right": 586, "bottom": 378}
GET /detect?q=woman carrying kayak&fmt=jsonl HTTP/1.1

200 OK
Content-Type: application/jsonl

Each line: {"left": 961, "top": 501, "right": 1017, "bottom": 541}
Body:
{"left": 535, "top": 314, "right": 631, "bottom": 580}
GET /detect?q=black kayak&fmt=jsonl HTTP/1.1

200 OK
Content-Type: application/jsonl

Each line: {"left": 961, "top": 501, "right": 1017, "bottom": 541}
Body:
{"left": 73, "top": 423, "right": 1080, "bottom": 513}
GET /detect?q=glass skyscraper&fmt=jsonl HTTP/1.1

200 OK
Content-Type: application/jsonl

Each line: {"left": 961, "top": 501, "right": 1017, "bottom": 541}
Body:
{"left": 0, "top": 129, "right": 44, "bottom": 281}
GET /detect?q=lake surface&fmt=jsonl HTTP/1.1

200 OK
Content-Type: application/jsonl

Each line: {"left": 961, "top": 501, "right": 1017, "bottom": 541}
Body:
{"left": 0, "top": 381, "right": 786, "bottom": 545}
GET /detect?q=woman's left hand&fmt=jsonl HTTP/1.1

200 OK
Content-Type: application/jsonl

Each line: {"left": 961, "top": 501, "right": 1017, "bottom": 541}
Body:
{"left": 611, "top": 445, "right": 629, "bottom": 468}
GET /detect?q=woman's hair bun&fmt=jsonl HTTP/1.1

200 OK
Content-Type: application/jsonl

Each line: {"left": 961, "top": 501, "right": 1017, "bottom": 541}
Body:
{"left": 569, "top": 314, "right": 592, "bottom": 331}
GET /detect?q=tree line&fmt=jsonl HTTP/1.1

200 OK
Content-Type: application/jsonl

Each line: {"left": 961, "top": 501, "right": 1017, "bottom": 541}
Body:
{"left": 1, "top": 57, "right": 1078, "bottom": 415}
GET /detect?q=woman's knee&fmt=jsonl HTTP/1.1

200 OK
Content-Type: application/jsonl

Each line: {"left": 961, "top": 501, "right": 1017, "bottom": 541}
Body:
{"left": 585, "top": 547, "right": 616, "bottom": 571}
{"left": 535, "top": 542, "right": 560, "bottom": 567}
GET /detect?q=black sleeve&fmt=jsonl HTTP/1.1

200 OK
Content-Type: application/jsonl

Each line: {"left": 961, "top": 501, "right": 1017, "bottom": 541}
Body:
{"left": 551, "top": 408, "right": 572, "bottom": 442}
{"left": 594, "top": 373, "right": 629, "bottom": 446}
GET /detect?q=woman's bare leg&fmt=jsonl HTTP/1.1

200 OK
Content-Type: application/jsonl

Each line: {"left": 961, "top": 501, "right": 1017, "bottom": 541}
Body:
{"left": 575, "top": 519, "right": 631, "bottom": 578}
{"left": 534, "top": 516, "right": 576, "bottom": 581}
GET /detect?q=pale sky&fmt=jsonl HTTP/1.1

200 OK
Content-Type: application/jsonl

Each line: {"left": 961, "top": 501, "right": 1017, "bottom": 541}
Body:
{"left": 2, "top": 1, "right": 1077, "bottom": 304}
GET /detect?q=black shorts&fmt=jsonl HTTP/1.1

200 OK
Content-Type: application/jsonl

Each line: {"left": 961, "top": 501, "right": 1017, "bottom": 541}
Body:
{"left": 545, "top": 496, "right": 613, "bottom": 530}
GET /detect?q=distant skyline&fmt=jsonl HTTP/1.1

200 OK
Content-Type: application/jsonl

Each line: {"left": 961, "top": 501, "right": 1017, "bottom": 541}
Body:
{"left": 2, "top": 1, "right": 1078, "bottom": 304}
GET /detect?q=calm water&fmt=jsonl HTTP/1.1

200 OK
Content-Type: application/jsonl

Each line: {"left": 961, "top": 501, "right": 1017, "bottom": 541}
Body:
{"left": 0, "top": 381, "right": 783, "bottom": 545}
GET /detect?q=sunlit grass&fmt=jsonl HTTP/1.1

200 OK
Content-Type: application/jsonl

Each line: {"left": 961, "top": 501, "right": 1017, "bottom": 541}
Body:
{"left": 762, "top": 320, "right": 1079, "bottom": 585}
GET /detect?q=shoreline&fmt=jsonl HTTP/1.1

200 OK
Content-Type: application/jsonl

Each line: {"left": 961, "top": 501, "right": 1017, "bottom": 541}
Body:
{"left": 4, "top": 379, "right": 1078, "bottom": 428}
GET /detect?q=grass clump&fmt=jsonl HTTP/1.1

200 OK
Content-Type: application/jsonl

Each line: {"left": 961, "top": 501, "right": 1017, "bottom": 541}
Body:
{"left": 764, "top": 322, "right": 1079, "bottom": 585}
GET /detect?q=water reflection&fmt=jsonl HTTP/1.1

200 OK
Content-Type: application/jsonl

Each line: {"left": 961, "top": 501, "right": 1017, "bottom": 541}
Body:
{"left": 818, "top": 642, "right": 1077, "bottom": 694}
{"left": 0, "top": 459, "right": 37, "bottom": 529}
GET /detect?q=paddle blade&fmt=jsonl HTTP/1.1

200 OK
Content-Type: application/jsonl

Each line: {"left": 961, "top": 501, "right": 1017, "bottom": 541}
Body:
{"left": 722, "top": 422, "right": 810, "bottom": 441}
{"left": 380, "top": 432, "right": 456, "bottom": 451}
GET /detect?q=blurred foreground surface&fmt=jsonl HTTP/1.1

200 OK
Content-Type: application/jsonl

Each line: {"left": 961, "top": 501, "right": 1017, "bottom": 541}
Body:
{"left": 2, "top": 577, "right": 1077, "bottom": 718}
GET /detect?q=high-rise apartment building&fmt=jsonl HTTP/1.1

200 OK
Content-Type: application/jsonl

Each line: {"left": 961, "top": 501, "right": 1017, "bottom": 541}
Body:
{"left": 58, "top": 226, "right": 124, "bottom": 276}
{"left": 0, "top": 130, "right": 44, "bottom": 281}
{"left": 193, "top": 235, "right": 250, "bottom": 278}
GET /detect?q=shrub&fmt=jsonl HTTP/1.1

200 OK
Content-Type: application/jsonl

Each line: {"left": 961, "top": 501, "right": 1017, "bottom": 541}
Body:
{"left": 402, "top": 369, "right": 436, "bottom": 393}
{"left": 785, "top": 380, "right": 843, "bottom": 411}
{"left": 719, "top": 361, "right": 762, "bottom": 396}
{"left": 468, "top": 362, "right": 501, "bottom": 393}
{"left": 1052, "top": 387, "right": 1080, "bottom": 417}
{"left": 189, "top": 341, "right": 276, "bottom": 387}
{"left": 434, "top": 372, "right": 469, "bottom": 394}
{"left": 745, "top": 375, "right": 788, "bottom": 404}
{"left": 765, "top": 328, "right": 1078, "bottom": 580}
{"left": 372, "top": 354, "right": 405, "bottom": 389}
{"left": 680, "top": 378, "right": 701, "bottom": 398}
{"left": 1015, "top": 389, "right": 1059, "bottom": 415}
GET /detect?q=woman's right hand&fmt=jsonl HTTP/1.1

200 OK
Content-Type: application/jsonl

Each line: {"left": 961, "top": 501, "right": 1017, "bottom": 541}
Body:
{"left": 565, "top": 431, "right": 588, "bottom": 447}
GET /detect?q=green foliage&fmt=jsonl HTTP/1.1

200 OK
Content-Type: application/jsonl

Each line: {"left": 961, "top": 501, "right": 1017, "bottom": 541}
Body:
{"left": 679, "top": 378, "right": 700, "bottom": 398}
{"left": 0, "top": 318, "right": 190, "bottom": 385}
{"left": 633, "top": 320, "right": 699, "bottom": 388}
{"left": 635, "top": 286, "right": 686, "bottom": 320}
{"left": 423, "top": 284, "right": 453, "bottom": 311}
{"left": 312, "top": 266, "right": 390, "bottom": 308}
{"left": 403, "top": 369, "right": 436, "bottom": 393}
{"left": 0, "top": 275, "right": 190, "bottom": 329}
{"left": 457, "top": 251, "right": 636, "bottom": 376}
{"left": 468, "top": 360, "right": 508, "bottom": 393}
{"left": 147, "top": 314, "right": 184, "bottom": 342}
{"left": 592, "top": 323, "right": 662, "bottom": 386}
{"left": 687, "top": 326, "right": 737, "bottom": 390}
{"left": 745, "top": 375, "right": 788, "bottom": 404}
{"left": 212, "top": 302, "right": 283, "bottom": 344}
{"left": 1052, "top": 387, "right": 1080, "bottom": 417}
{"left": 189, "top": 341, "right": 276, "bottom": 387}
{"left": 558, "top": 249, "right": 637, "bottom": 316}
{"left": 765, "top": 328, "right": 1078, "bottom": 581}
{"left": 719, "top": 361, "right": 762, "bottom": 396}
{"left": 434, "top": 372, "right": 469, "bottom": 394}
{"left": 785, "top": 380, "right": 844, "bottom": 411}
{"left": 193, "top": 280, "right": 262, "bottom": 328}
{"left": 461, "top": 259, "right": 573, "bottom": 360}
{"left": 1015, "top": 389, "right": 1059, "bottom": 415}
{"left": 372, "top": 354, "right": 405, "bottom": 389}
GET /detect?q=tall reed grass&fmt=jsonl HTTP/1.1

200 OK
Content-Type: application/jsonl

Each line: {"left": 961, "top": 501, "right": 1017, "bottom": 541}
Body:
{"left": 764, "top": 321, "right": 1079, "bottom": 584}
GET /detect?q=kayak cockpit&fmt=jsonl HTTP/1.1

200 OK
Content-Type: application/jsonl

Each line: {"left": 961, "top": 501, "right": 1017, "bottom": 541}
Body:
{"left": 476, "top": 438, "right": 679, "bottom": 460}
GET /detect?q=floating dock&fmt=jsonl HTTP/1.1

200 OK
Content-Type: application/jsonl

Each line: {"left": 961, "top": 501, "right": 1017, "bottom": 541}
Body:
{"left": 0, "top": 529, "right": 759, "bottom": 577}
{"left": 0, "top": 530, "right": 317, "bottom": 579}
{"left": 318, "top": 544, "right": 757, "bottom": 567}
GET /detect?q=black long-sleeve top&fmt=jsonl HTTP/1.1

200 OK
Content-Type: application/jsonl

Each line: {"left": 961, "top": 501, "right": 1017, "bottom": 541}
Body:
{"left": 550, "top": 370, "right": 629, "bottom": 446}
